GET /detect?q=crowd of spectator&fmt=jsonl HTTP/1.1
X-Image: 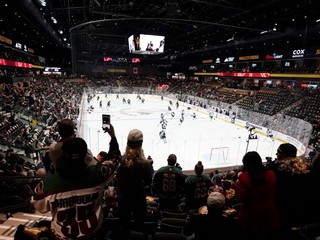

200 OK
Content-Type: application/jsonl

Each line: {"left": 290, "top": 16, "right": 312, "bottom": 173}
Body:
{"left": 1, "top": 75, "right": 320, "bottom": 239}
{"left": 24, "top": 124, "right": 320, "bottom": 239}
{"left": 198, "top": 64, "right": 320, "bottom": 75}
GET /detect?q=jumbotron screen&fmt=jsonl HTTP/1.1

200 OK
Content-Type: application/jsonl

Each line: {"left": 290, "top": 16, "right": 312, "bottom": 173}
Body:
{"left": 128, "top": 34, "right": 165, "bottom": 55}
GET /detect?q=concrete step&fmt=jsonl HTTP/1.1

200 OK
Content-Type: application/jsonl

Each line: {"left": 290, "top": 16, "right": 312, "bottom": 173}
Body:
{"left": 0, "top": 225, "right": 15, "bottom": 239}
{"left": 0, "top": 212, "right": 52, "bottom": 239}
{"left": 12, "top": 212, "right": 52, "bottom": 222}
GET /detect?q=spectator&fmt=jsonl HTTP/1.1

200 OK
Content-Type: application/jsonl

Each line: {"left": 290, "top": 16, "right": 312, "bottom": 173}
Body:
{"left": 49, "top": 118, "right": 76, "bottom": 169}
{"left": 32, "top": 137, "right": 117, "bottom": 240}
{"left": 183, "top": 191, "right": 243, "bottom": 240}
{"left": 114, "top": 129, "right": 153, "bottom": 238}
{"left": 95, "top": 151, "right": 109, "bottom": 163}
{"left": 147, "top": 155, "right": 154, "bottom": 175}
{"left": 308, "top": 152, "right": 320, "bottom": 224}
{"left": 183, "top": 161, "right": 213, "bottom": 211}
{"left": 267, "top": 143, "right": 313, "bottom": 237}
{"left": 50, "top": 119, "right": 119, "bottom": 169}
{"left": 152, "top": 153, "right": 186, "bottom": 210}
{"left": 5, "top": 148, "right": 23, "bottom": 165}
{"left": 146, "top": 155, "right": 155, "bottom": 195}
{"left": 235, "top": 151, "right": 280, "bottom": 240}
{"left": 211, "top": 169, "right": 221, "bottom": 183}
{"left": 94, "top": 125, "right": 121, "bottom": 163}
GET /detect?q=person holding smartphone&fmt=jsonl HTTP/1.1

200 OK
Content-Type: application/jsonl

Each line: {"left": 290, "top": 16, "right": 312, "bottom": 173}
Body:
{"left": 50, "top": 117, "right": 120, "bottom": 169}
{"left": 32, "top": 137, "right": 118, "bottom": 240}
{"left": 98, "top": 123, "right": 121, "bottom": 163}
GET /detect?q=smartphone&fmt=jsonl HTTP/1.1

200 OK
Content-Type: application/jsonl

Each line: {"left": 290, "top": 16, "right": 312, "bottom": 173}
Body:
{"left": 102, "top": 114, "right": 111, "bottom": 128}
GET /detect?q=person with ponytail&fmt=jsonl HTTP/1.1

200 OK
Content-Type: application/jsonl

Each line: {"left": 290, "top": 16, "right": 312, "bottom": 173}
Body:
{"left": 183, "top": 161, "right": 213, "bottom": 211}
{"left": 114, "top": 129, "right": 153, "bottom": 238}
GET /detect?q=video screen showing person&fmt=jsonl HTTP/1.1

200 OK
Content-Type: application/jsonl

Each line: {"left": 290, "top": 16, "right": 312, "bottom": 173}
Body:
{"left": 128, "top": 34, "right": 165, "bottom": 55}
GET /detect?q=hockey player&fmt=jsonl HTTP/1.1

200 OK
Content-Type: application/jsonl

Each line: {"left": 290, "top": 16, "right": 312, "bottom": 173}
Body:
{"left": 266, "top": 128, "right": 274, "bottom": 141}
{"left": 161, "top": 121, "right": 167, "bottom": 130}
{"left": 159, "top": 129, "right": 167, "bottom": 143}
{"left": 209, "top": 112, "right": 214, "bottom": 121}
{"left": 179, "top": 116, "right": 184, "bottom": 125}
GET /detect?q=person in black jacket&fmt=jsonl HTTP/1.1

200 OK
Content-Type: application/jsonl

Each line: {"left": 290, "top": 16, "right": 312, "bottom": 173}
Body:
{"left": 267, "top": 143, "right": 313, "bottom": 238}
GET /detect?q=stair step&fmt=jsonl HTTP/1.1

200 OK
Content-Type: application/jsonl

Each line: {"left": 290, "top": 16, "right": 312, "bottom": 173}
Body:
{"left": 0, "top": 225, "right": 16, "bottom": 239}
{"left": 12, "top": 212, "right": 52, "bottom": 222}
{"left": 2, "top": 218, "right": 36, "bottom": 227}
{"left": 0, "top": 212, "right": 52, "bottom": 239}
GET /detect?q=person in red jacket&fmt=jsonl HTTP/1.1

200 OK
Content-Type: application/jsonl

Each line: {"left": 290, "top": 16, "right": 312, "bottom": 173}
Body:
{"left": 235, "top": 151, "right": 280, "bottom": 240}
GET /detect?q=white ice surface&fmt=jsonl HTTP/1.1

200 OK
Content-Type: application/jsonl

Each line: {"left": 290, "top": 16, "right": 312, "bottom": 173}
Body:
{"left": 79, "top": 94, "right": 282, "bottom": 171}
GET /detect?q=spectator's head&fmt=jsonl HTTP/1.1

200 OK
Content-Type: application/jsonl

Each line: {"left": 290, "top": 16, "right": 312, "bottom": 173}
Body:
{"left": 57, "top": 137, "right": 88, "bottom": 180}
{"left": 194, "top": 161, "right": 203, "bottom": 175}
{"left": 147, "top": 155, "right": 153, "bottom": 165}
{"left": 96, "top": 151, "right": 108, "bottom": 162}
{"left": 167, "top": 154, "right": 177, "bottom": 166}
{"left": 207, "top": 191, "right": 225, "bottom": 212}
{"left": 36, "top": 168, "right": 46, "bottom": 176}
{"left": 127, "top": 129, "right": 143, "bottom": 148}
{"left": 242, "top": 151, "right": 266, "bottom": 183}
{"left": 57, "top": 119, "right": 75, "bottom": 138}
{"left": 276, "top": 143, "right": 297, "bottom": 160}
{"left": 242, "top": 151, "right": 263, "bottom": 171}
{"left": 124, "top": 129, "right": 146, "bottom": 167}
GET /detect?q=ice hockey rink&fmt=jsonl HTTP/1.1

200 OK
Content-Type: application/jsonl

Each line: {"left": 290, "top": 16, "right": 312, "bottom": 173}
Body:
{"left": 79, "top": 93, "right": 284, "bottom": 172}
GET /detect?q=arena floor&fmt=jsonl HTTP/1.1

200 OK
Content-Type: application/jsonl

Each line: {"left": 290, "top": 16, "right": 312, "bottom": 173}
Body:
{"left": 79, "top": 94, "right": 283, "bottom": 172}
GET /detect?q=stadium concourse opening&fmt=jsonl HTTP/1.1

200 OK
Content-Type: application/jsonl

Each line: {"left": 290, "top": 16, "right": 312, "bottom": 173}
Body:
{"left": 79, "top": 93, "right": 283, "bottom": 172}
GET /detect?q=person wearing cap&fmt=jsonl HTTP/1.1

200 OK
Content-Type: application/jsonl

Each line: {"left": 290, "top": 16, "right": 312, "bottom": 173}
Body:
{"left": 267, "top": 143, "right": 313, "bottom": 236}
{"left": 234, "top": 151, "right": 280, "bottom": 240}
{"left": 183, "top": 161, "right": 213, "bottom": 211}
{"left": 32, "top": 137, "right": 118, "bottom": 240}
{"left": 114, "top": 129, "right": 153, "bottom": 238}
{"left": 152, "top": 153, "right": 186, "bottom": 210}
{"left": 183, "top": 191, "right": 243, "bottom": 240}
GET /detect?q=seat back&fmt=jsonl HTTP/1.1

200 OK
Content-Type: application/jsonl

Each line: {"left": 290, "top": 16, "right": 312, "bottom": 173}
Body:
{"left": 159, "top": 218, "right": 187, "bottom": 234}
{"left": 154, "top": 232, "right": 187, "bottom": 240}
{"left": 161, "top": 210, "right": 187, "bottom": 219}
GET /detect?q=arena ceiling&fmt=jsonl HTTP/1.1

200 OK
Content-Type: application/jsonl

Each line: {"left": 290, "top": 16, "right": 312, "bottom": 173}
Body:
{"left": 1, "top": 0, "right": 320, "bottom": 66}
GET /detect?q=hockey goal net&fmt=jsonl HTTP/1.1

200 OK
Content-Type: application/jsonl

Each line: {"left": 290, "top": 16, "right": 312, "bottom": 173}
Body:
{"left": 209, "top": 147, "right": 229, "bottom": 162}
